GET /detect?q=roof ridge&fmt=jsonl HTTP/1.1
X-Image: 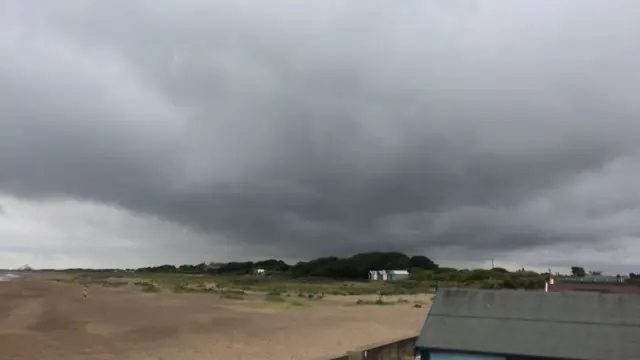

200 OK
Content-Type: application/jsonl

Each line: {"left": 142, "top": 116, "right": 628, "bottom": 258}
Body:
{"left": 429, "top": 313, "right": 640, "bottom": 327}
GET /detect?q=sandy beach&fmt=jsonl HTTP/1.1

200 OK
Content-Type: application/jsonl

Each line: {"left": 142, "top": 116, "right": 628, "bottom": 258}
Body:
{"left": 0, "top": 274, "right": 428, "bottom": 360}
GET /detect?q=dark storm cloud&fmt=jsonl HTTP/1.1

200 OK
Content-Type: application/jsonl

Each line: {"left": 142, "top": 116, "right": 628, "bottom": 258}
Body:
{"left": 2, "top": 1, "right": 640, "bottom": 266}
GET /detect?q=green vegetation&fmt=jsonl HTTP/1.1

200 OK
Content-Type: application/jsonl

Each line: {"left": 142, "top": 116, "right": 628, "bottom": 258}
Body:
{"left": 355, "top": 298, "right": 395, "bottom": 306}
{"left": 50, "top": 269, "right": 548, "bottom": 298}
{"left": 131, "top": 252, "right": 435, "bottom": 280}
{"left": 101, "top": 280, "right": 128, "bottom": 287}
{"left": 255, "top": 291, "right": 311, "bottom": 309}
{"left": 221, "top": 288, "right": 246, "bottom": 295}
{"left": 136, "top": 281, "right": 160, "bottom": 293}
{"left": 172, "top": 282, "right": 218, "bottom": 293}
{"left": 264, "top": 293, "right": 286, "bottom": 302}
{"left": 571, "top": 266, "right": 586, "bottom": 277}
{"left": 220, "top": 293, "right": 244, "bottom": 300}
{"left": 50, "top": 251, "right": 636, "bottom": 295}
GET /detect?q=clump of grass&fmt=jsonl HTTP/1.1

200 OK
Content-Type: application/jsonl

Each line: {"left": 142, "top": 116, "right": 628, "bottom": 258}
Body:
{"left": 101, "top": 280, "right": 128, "bottom": 287}
{"left": 264, "top": 293, "right": 286, "bottom": 302}
{"left": 174, "top": 283, "right": 219, "bottom": 293}
{"left": 172, "top": 283, "right": 193, "bottom": 293}
{"left": 133, "top": 279, "right": 160, "bottom": 293}
{"left": 220, "top": 293, "right": 244, "bottom": 300}
{"left": 413, "top": 303, "right": 423, "bottom": 308}
{"left": 139, "top": 283, "right": 159, "bottom": 293}
{"left": 374, "top": 298, "right": 394, "bottom": 305}
{"left": 355, "top": 299, "right": 370, "bottom": 305}
{"left": 397, "top": 298, "right": 410, "bottom": 304}
{"left": 222, "top": 288, "right": 246, "bottom": 295}
{"left": 50, "top": 278, "right": 76, "bottom": 284}
{"left": 355, "top": 298, "right": 395, "bottom": 306}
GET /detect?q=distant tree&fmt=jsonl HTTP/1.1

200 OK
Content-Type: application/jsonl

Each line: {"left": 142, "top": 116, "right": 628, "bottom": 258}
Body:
{"left": 217, "top": 262, "right": 254, "bottom": 274}
{"left": 409, "top": 255, "right": 438, "bottom": 270}
{"left": 461, "top": 269, "right": 495, "bottom": 281}
{"left": 570, "top": 266, "right": 586, "bottom": 277}
{"left": 502, "top": 278, "right": 517, "bottom": 289}
{"left": 434, "top": 267, "right": 458, "bottom": 274}
{"left": 254, "top": 259, "right": 290, "bottom": 272}
{"left": 289, "top": 251, "right": 422, "bottom": 280}
{"left": 409, "top": 269, "right": 434, "bottom": 281}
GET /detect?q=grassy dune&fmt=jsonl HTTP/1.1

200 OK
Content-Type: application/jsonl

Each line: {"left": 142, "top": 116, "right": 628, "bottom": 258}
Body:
{"left": 50, "top": 271, "right": 436, "bottom": 296}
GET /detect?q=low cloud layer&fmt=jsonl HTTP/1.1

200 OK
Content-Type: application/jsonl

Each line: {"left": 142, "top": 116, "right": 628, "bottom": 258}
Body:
{"left": 1, "top": 1, "right": 640, "bottom": 271}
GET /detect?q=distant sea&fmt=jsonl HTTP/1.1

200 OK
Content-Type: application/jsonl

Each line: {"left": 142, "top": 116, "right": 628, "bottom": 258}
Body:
{"left": 0, "top": 272, "right": 18, "bottom": 282}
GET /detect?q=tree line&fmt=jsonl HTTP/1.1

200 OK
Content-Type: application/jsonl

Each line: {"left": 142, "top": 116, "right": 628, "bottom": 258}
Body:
{"left": 133, "top": 252, "right": 437, "bottom": 280}
{"left": 56, "top": 252, "right": 638, "bottom": 287}
{"left": 131, "top": 252, "right": 552, "bottom": 290}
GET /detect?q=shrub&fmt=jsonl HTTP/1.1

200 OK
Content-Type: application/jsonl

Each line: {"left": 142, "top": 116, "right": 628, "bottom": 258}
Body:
{"left": 140, "top": 283, "right": 159, "bottom": 293}
{"left": 355, "top": 298, "right": 395, "bottom": 306}
{"left": 264, "top": 293, "right": 285, "bottom": 302}
{"left": 101, "top": 280, "right": 127, "bottom": 287}
{"left": 223, "top": 288, "right": 246, "bottom": 295}
{"left": 220, "top": 293, "right": 244, "bottom": 300}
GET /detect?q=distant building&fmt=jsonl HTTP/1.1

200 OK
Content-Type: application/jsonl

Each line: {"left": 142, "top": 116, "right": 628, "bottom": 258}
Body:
{"left": 545, "top": 276, "right": 640, "bottom": 294}
{"left": 368, "top": 270, "right": 379, "bottom": 281}
{"left": 388, "top": 269, "right": 409, "bottom": 281}
{"left": 415, "top": 288, "right": 640, "bottom": 360}
{"left": 368, "top": 269, "right": 407, "bottom": 281}
{"left": 368, "top": 270, "right": 387, "bottom": 281}
{"left": 557, "top": 274, "right": 625, "bottom": 283}
{"left": 379, "top": 270, "right": 388, "bottom": 281}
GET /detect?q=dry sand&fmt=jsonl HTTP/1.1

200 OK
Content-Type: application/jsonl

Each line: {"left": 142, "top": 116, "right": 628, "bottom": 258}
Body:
{"left": 0, "top": 275, "right": 429, "bottom": 360}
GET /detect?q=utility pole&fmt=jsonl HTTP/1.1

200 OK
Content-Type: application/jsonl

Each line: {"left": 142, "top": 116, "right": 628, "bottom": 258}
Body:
{"left": 491, "top": 258, "right": 494, "bottom": 269}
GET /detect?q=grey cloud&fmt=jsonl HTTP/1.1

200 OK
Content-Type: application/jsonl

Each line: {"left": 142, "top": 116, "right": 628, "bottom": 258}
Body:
{"left": 2, "top": 1, "right": 640, "bottom": 269}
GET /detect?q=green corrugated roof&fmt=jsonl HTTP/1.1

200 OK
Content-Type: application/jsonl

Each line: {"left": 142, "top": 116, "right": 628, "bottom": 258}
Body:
{"left": 416, "top": 289, "right": 640, "bottom": 359}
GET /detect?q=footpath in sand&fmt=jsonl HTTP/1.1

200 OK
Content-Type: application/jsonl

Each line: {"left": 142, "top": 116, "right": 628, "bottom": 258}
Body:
{"left": 0, "top": 275, "right": 429, "bottom": 360}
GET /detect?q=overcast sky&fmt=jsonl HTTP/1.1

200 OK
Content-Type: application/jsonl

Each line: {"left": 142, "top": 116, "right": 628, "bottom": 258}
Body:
{"left": 1, "top": 1, "right": 639, "bottom": 273}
